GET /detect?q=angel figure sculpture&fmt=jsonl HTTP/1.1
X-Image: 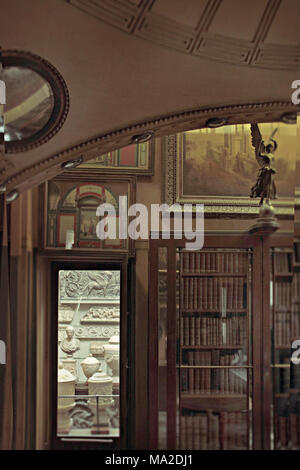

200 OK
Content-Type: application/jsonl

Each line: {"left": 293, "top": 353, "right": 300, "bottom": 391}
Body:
{"left": 250, "top": 123, "right": 278, "bottom": 206}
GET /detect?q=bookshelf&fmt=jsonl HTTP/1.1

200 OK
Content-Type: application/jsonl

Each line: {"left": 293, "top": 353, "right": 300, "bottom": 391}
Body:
{"left": 178, "top": 249, "right": 251, "bottom": 450}
{"left": 149, "top": 234, "right": 299, "bottom": 450}
{"left": 271, "top": 247, "right": 300, "bottom": 450}
{"left": 271, "top": 249, "right": 291, "bottom": 450}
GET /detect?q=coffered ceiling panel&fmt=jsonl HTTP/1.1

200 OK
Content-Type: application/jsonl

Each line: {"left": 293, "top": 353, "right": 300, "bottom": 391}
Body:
{"left": 208, "top": 0, "right": 268, "bottom": 41}
{"left": 266, "top": 0, "right": 300, "bottom": 45}
{"left": 67, "top": 0, "right": 300, "bottom": 69}
{"left": 151, "top": 0, "right": 208, "bottom": 28}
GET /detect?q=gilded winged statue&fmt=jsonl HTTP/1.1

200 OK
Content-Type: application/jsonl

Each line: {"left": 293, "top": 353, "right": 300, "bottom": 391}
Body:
{"left": 250, "top": 123, "right": 278, "bottom": 206}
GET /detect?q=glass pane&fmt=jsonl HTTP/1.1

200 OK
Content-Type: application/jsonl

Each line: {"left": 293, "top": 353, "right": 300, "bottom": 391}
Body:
{"left": 178, "top": 248, "right": 252, "bottom": 450}
{"left": 2, "top": 65, "right": 54, "bottom": 141}
{"left": 270, "top": 249, "right": 293, "bottom": 449}
{"left": 57, "top": 269, "right": 120, "bottom": 438}
{"left": 158, "top": 248, "right": 167, "bottom": 449}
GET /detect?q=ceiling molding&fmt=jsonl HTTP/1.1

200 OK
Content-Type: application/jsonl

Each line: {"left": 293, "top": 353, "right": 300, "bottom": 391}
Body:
{"left": 3, "top": 100, "right": 298, "bottom": 193}
{"left": 65, "top": 0, "right": 300, "bottom": 71}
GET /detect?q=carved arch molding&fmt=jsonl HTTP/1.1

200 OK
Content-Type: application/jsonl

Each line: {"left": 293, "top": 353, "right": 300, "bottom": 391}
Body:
{"left": 3, "top": 100, "right": 299, "bottom": 194}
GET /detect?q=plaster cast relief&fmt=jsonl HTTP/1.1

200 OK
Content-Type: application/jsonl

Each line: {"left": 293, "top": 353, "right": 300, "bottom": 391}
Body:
{"left": 70, "top": 400, "right": 94, "bottom": 429}
{"left": 58, "top": 305, "right": 75, "bottom": 323}
{"left": 60, "top": 325, "right": 81, "bottom": 356}
{"left": 81, "top": 306, "right": 120, "bottom": 323}
{"left": 58, "top": 327, "right": 66, "bottom": 343}
{"left": 60, "top": 270, "right": 120, "bottom": 301}
{"left": 57, "top": 269, "right": 121, "bottom": 437}
{"left": 74, "top": 326, "right": 119, "bottom": 339}
{"left": 89, "top": 342, "right": 105, "bottom": 357}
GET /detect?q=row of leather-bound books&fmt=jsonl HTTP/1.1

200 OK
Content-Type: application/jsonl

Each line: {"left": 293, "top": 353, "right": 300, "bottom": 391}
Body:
{"left": 274, "top": 413, "right": 300, "bottom": 450}
{"left": 291, "top": 308, "right": 300, "bottom": 338}
{"left": 180, "top": 411, "right": 248, "bottom": 450}
{"left": 275, "top": 282, "right": 291, "bottom": 309}
{"left": 180, "top": 315, "right": 247, "bottom": 346}
{"left": 293, "top": 272, "right": 300, "bottom": 300}
{"left": 274, "top": 312, "right": 291, "bottom": 347}
{"left": 180, "top": 251, "right": 248, "bottom": 274}
{"left": 181, "top": 278, "right": 246, "bottom": 310}
{"left": 182, "top": 351, "right": 247, "bottom": 394}
{"left": 274, "top": 252, "right": 292, "bottom": 273}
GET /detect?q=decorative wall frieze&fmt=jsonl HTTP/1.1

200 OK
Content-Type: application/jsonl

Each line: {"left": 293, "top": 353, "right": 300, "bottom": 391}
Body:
{"left": 81, "top": 306, "right": 120, "bottom": 323}
{"left": 74, "top": 326, "right": 120, "bottom": 339}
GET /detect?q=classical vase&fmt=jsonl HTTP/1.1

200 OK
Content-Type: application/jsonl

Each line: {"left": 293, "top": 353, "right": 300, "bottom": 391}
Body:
{"left": 57, "top": 364, "right": 76, "bottom": 434}
{"left": 88, "top": 367, "right": 113, "bottom": 433}
{"left": 81, "top": 354, "right": 100, "bottom": 382}
{"left": 103, "top": 335, "right": 120, "bottom": 378}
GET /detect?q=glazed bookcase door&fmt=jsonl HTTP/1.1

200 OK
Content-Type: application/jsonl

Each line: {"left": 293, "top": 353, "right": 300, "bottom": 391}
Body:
{"left": 178, "top": 248, "right": 253, "bottom": 450}
{"left": 270, "top": 247, "right": 300, "bottom": 449}
{"left": 149, "top": 236, "right": 263, "bottom": 450}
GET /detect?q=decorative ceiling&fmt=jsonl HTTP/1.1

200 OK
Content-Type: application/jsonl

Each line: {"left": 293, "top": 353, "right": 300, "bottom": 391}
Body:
{"left": 0, "top": 0, "right": 299, "bottom": 194}
{"left": 66, "top": 0, "right": 300, "bottom": 71}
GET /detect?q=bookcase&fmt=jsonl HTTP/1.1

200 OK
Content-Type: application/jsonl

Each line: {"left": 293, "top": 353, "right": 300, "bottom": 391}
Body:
{"left": 270, "top": 246, "right": 300, "bottom": 450}
{"left": 179, "top": 249, "right": 250, "bottom": 450}
{"left": 149, "top": 234, "right": 299, "bottom": 451}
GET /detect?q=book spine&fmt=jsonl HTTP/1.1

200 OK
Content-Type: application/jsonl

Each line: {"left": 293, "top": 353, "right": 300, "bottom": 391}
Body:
{"left": 196, "top": 252, "right": 200, "bottom": 272}
{"left": 194, "top": 351, "right": 200, "bottom": 393}
{"left": 190, "top": 252, "right": 195, "bottom": 273}
{"left": 195, "top": 316, "right": 200, "bottom": 346}
{"left": 188, "top": 351, "right": 194, "bottom": 393}
{"left": 199, "top": 413, "right": 207, "bottom": 450}
{"left": 193, "top": 414, "right": 200, "bottom": 450}
{"left": 186, "top": 415, "right": 193, "bottom": 449}
{"left": 184, "top": 317, "right": 189, "bottom": 346}
{"left": 180, "top": 415, "right": 186, "bottom": 450}
{"left": 190, "top": 316, "right": 195, "bottom": 346}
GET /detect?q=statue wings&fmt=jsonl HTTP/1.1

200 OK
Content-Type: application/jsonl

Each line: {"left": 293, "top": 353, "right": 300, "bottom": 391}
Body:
{"left": 251, "top": 123, "right": 268, "bottom": 168}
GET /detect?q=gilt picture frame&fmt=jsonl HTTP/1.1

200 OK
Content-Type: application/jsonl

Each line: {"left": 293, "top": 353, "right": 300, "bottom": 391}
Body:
{"left": 162, "top": 123, "right": 295, "bottom": 218}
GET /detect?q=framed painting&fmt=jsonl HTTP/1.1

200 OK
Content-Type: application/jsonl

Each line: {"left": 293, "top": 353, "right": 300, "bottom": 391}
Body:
{"left": 162, "top": 122, "right": 296, "bottom": 217}
{"left": 77, "top": 141, "right": 154, "bottom": 175}
{"left": 41, "top": 174, "right": 136, "bottom": 252}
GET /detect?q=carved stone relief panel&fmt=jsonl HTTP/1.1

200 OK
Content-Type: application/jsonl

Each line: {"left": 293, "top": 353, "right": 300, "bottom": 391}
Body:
{"left": 58, "top": 305, "right": 75, "bottom": 323}
{"left": 81, "top": 305, "right": 120, "bottom": 323}
{"left": 74, "top": 326, "right": 120, "bottom": 339}
{"left": 59, "top": 270, "right": 120, "bottom": 301}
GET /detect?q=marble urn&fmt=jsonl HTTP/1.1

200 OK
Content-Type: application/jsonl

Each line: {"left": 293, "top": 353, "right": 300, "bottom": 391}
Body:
{"left": 81, "top": 354, "right": 100, "bottom": 382}
{"left": 57, "top": 364, "right": 76, "bottom": 434}
{"left": 88, "top": 367, "right": 113, "bottom": 433}
{"left": 103, "top": 335, "right": 120, "bottom": 378}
